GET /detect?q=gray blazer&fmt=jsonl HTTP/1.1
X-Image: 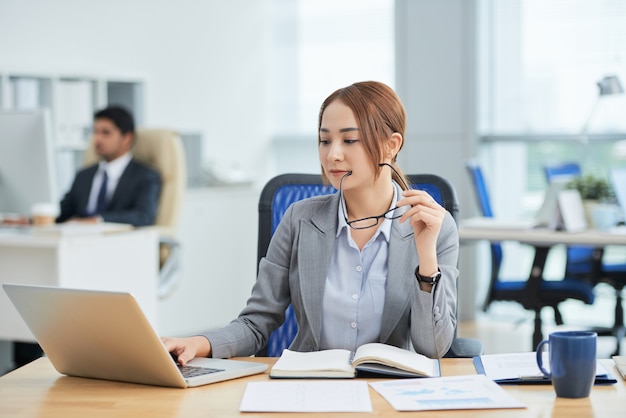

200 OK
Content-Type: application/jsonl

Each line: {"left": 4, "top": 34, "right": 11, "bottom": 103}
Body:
{"left": 203, "top": 191, "right": 459, "bottom": 359}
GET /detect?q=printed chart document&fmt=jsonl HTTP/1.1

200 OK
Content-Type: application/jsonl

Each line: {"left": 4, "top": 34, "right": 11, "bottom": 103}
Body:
{"left": 369, "top": 375, "right": 525, "bottom": 412}
{"left": 474, "top": 352, "right": 617, "bottom": 384}
{"left": 239, "top": 381, "right": 372, "bottom": 413}
{"left": 269, "top": 343, "right": 440, "bottom": 378}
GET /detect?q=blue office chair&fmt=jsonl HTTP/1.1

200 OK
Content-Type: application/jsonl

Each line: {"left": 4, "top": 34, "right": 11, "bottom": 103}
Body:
{"left": 256, "top": 172, "right": 483, "bottom": 358}
{"left": 466, "top": 161, "right": 595, "bottom": 349}
{"left": 543, "top": 162, "right": 582, "bottom": 181}
{"left": 544, "top": 162, "right": 626, "bottom": 355}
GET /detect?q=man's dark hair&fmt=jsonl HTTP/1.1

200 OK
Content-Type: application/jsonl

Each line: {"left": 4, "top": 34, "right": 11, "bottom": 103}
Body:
{"left": 94, "top": 105, "right": 135, "bottom": 136}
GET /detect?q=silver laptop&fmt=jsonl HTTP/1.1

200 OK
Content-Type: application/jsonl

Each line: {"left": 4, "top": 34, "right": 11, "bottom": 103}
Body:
{"left": 2, "top": 283, "right": 268, "bottom": 388}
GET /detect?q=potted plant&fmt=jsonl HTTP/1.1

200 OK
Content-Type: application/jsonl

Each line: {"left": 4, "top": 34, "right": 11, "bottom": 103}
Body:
{"left": 566, "top": 175, "right": 614, "bottom": 202}
{"left": 566, "top": 175, "right": 616, "bottom": 228}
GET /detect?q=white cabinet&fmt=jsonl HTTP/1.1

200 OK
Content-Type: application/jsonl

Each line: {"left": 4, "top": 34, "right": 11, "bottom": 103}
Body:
{"left": 0, "top": 228, "right": 159, "bottom": 342}
{"left": 0, "top": 72, "right": 144, "bottom": 196}
{"left": 157, "top": 186, "right": 259, "bottom": 337}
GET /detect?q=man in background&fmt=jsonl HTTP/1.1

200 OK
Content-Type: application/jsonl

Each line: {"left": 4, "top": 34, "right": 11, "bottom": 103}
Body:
{"left": 56, "top": 105, "right": 161, "bottom": 225}
{"left": 14, "top": 106, "right": 161, "bottom": 369}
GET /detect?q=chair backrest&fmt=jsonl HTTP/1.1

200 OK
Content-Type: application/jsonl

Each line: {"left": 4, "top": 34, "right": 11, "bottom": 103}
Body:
{"left": 256, "top": 172, "right": 462, "bottom": 357}
{"left": 465, "top": 161, "right": 504, "bottom": 307}
{"left": 544, "top": 162, "right": 581, "bottom": 182}
{"left": 465, "top": 161, "right": 495, "bottom": 218}
{"left": 83, "top": 128, "right": 187, "bottom": 238}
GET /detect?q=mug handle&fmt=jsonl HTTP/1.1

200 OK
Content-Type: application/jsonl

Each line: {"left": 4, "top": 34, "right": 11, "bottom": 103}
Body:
{"left": 536, "top": 339, "right": 551, "bottom": 378}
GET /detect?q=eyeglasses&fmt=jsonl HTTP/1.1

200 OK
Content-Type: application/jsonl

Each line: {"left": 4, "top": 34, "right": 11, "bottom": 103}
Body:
{"left": 339, "top": 163, "right": 411, "bottom": 230}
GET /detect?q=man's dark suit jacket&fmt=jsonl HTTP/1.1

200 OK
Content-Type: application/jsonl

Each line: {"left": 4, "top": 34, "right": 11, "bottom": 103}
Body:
{"left": 56, "top": 160, "right": 162, "bottom": 227}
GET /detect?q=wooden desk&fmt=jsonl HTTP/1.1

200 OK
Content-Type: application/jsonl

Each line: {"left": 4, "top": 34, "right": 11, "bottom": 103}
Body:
{"left": 0, "top": 357, "right": 623, "bottom": 417}
{"left": 0, "top": 227, "right": 159, "bottom": 341}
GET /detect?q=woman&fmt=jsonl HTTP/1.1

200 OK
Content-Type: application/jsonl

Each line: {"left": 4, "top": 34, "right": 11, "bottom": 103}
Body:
{"left": 164, "top": 81, "right": 458, "bottom": 363}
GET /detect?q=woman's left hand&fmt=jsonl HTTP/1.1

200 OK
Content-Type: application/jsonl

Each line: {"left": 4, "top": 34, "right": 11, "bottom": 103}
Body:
{"left": 396, "top": 189, "right": 446, "bottom": 251}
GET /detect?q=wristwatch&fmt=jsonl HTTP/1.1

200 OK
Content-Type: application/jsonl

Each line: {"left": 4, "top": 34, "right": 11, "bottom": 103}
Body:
{"left": 415, "top": 266, "right": 441, "bottom": 286}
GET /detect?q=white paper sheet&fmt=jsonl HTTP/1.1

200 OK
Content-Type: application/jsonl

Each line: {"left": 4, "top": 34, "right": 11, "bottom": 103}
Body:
{"left": 369, "top": 375, "right": 525, "bottom": 411}
{"left": 479, "top": 352, "right": 610, "bottom": 381}
{"left": 239, "top": 381, "right": 372, "bottom": 412}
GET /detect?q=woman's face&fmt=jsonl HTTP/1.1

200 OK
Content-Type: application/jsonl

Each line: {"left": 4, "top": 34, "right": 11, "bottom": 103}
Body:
{"left": 318, "top": 100, "right": 374, "bottom": 190}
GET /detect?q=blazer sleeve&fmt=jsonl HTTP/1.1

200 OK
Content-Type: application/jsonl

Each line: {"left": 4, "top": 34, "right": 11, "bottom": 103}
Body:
{"left": 409, "top": 212, "right": 459, "bottom": 358}
{"left": 56, "top": 166, "right": 97, "bottom": 223}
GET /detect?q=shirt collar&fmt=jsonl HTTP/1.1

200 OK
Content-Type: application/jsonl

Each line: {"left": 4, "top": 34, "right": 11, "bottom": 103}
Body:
{"left": 98, "top": 152, "right": 132, "bottom": 180}
{"left": 336, "top": 181, "right": 402, "bottom": 243}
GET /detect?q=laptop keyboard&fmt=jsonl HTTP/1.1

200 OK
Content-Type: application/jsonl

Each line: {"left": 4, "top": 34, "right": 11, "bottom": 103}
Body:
{"left": 179, "top": 364, "right": 225, "bottom": 378}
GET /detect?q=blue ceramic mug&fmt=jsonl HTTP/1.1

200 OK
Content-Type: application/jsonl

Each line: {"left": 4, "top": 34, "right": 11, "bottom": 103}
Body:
{"left": 536, "top": 331, "right": 597, "bottom": 398}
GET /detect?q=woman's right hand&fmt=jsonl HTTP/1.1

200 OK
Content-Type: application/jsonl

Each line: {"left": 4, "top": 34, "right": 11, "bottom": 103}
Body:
{"left": 161, "top": 336, "right": 212, "bottom": 366}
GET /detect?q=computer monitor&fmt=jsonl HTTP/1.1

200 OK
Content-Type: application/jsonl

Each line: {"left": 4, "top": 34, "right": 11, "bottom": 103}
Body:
{"left": 0, "top": 109, "right": 58, "bottom": 215}
{"left": 610, "top": 167, "right": 626, "bottom": 221}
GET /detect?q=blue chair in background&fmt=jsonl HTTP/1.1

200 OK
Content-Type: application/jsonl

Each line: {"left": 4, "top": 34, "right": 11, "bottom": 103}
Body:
{"left": 256, "top": 172, "right": 483, "bottom": 358}
{"left": 543, "top": 162, "right": 582, "bottom": 181}
{"left": 544, "top": 162, "right": 626, "bottom": 355}
{"left": 465, "top": 161, "right": 595, "bottom": 349}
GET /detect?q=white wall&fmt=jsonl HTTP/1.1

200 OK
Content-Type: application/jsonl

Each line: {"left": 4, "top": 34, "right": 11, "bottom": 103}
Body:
{"left": 0, "top": 0, "right": 275, "bottom": 371}
{"left": 0, "top": 0, "right": 275, "bottom": 186}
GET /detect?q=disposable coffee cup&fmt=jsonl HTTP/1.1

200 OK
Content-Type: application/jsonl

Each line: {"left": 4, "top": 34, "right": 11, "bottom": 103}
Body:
{"left": 31, "top": 202, "right": 59, "bottom": 226}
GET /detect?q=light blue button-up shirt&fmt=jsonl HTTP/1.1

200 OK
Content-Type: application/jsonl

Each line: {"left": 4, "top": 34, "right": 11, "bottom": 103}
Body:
{"left": 320, "top": 183, "right": 400, "bottom": 352}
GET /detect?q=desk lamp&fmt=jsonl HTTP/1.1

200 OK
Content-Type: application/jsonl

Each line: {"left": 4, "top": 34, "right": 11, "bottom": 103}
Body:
{"left": 580, "top": 75, "right": 623, "bottom": 144}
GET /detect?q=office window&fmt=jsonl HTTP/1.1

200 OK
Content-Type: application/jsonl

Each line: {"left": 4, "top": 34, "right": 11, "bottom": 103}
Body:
{"left": 478, "top": 0, "right": 626, "bottom": 135}
{"left": 269, "top": 0, "right": 395, "bottom": 137}
{"left": 477, "top": 0, "right": 626, "bottom": 280}
{"left": 477, "top": 0, "right": 626, "bottom": 213}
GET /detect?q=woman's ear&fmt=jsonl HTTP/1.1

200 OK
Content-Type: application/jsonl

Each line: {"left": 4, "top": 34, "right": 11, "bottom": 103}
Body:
{"left": 386, "top": 133, "right": 403, "bottom": 160}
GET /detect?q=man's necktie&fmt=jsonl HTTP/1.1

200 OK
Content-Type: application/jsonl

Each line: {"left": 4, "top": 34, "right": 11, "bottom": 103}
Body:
{"left": 96, "top": 171, "right": 108, "bottom": 214}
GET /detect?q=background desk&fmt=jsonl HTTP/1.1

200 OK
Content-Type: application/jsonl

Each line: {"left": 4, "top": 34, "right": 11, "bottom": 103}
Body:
{"left": 459, "top": 223, "right": 626, "bottom": 247}
{"left": 0, "top": 357, "right": 623, "bottom": 417}
{"left": 459, "top": 220, "right": 626, "bottom": 347}
{"left": 0, "top": 227, "right": 159, "bottom": 342}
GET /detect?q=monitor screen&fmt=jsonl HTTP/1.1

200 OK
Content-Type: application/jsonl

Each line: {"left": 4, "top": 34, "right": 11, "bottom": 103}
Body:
{"left": 0, "top": 109, "right": 58, "bottom": 216}
{"left": 611, "top": 168, "right": 626, "bottom": 221}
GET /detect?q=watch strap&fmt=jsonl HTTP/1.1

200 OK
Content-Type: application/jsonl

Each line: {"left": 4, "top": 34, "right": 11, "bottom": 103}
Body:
{"left": 415, "top": 266, "right": 441, "bottom": 286}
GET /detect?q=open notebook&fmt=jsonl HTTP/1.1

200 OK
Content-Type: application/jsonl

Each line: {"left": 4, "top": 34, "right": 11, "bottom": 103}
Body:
{"left": 2, "top": 283, "right": 267, "bottom": 388}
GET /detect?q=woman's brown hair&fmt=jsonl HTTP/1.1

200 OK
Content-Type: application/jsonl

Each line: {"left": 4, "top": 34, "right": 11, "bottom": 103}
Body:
{"left": 318, "top": 81, "right": 410, "bottom": 189}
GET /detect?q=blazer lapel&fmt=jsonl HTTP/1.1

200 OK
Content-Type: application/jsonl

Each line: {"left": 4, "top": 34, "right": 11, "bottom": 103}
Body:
{"left": 380, "top": 220, "right": 416, "bottom": 343}
{"left": 297, "top": 194, "right": 338, "bottom": 349}
{"left": 108, "top": 161, "right": 135, "bottom": 209}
